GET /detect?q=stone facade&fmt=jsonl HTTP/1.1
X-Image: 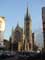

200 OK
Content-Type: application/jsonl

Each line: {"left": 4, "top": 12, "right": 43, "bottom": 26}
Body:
{"left": 11, "top": 7, "right": 33, "bottom": 52}
{"left": 24, "top": 7, "right": 33, "bottom": 51}
{"left": 12, "top": 24, "right": 24, "bottom": 51}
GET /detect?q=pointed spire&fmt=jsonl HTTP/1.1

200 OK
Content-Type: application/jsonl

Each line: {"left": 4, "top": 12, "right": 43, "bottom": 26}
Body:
{"left": 24, "top": 0, "right": 31, "bottom": 21}
{"left": 25, "top": 5, "right": 30, "bottom": 20}
{"left": 26, "top": 6, "right": 29, "bottom": 17}
{"left": 17, "top": 19, "right": 19, "bottom": 27}
{"left": 26, "top": 0, "right": 29, "bottom": 17}
{"left": 26, "top": 0, "right": 29, "bottom": 16}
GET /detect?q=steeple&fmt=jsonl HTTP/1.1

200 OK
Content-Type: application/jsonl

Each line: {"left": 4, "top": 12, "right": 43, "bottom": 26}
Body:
{"left": 26, "top": 3, "right": 29, "bottom": 17}
{"left": 24, "top": 5, "right": 31, "bottom": 21}
{"left": 24, "top": 1, "right": 33, "bottom": 51}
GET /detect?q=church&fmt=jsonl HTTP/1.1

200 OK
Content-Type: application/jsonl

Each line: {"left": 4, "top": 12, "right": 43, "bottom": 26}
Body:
{"left": 11, "top": 6, "right": 33, "bottom": 51}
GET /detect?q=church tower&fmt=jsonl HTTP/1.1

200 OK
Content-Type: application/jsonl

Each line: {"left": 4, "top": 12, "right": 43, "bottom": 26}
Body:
{"left": 24, "top": 6, "right": 33, "bottom": 51}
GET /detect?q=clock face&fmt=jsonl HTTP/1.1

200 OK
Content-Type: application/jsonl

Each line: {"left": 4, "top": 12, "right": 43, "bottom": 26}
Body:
{"left": 0, "top": 17, "right": 5, "bottom": 32}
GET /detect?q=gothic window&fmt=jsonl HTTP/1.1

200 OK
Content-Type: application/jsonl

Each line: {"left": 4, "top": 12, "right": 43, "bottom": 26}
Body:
{"left": 26, "top": 23, "right": 29, "bottom": 27}
{"left": 26, "top": 30, "right": 29, "bottom": 37}
{"left": 15, "top": 30, "right": 22, "bottom": 42}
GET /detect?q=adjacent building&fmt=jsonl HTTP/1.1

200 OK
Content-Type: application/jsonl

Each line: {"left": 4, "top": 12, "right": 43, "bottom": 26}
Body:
{"left": 0, "top": 16, "right": 5, "bottom": 49}
{"left": 42, "top": 7, "right": 45, "bottom": 51}
{"left": 34, "top": 32, "right": 43, "bottom": 50}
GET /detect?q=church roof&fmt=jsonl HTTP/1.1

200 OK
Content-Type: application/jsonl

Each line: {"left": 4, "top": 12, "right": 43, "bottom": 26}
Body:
{"left": 15, "top": 24, "right": 23, "bottom": 32}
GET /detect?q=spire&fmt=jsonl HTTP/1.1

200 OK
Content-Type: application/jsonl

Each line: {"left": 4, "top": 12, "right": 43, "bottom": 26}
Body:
{"left": 25, "top": 6, "right": 30, "bottom": 21}
{"left": 24, "top": 0, "right": 31, "bottom": 21}
{"left": 26, "top": 6, "right": 29, "bottom": 17}
{"left": 26, "top": 0, "right": 29, "bottom": 17}
{"left": 17, "top": 19, "right": 19, "bottom": 27}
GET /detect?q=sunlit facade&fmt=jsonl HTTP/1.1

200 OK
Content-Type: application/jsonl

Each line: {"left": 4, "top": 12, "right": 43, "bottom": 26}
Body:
{"left": 0, "top": 16, "right": 5, "bottom": 48}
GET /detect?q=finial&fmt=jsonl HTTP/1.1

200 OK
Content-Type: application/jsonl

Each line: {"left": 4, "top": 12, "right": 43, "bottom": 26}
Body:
{"left": 17, "top": 18, "right": 19, "bottom": 27}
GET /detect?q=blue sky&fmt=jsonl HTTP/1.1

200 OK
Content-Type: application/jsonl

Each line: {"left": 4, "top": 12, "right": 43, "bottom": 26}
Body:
{"left": 0, "top": 0, "right": 45, "bottom": 40}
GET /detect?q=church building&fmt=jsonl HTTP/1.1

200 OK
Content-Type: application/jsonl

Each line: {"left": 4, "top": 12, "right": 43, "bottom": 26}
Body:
{"left": 11, "top": 6, "right": 33, "bottom": 51}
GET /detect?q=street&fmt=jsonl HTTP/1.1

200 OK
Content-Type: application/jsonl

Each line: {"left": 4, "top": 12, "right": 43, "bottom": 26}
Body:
{"left": 0, "top": 51, "right": 45, "bottom": 60}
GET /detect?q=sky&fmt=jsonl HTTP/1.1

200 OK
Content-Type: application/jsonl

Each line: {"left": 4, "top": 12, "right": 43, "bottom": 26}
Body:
{"left": 0, "top": 0, "right": 45, "bottom": 47}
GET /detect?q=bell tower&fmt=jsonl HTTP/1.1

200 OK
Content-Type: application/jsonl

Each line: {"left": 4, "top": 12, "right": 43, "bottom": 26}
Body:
{"left": 24, "top": 6, "right": 33, "bottom": 51}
